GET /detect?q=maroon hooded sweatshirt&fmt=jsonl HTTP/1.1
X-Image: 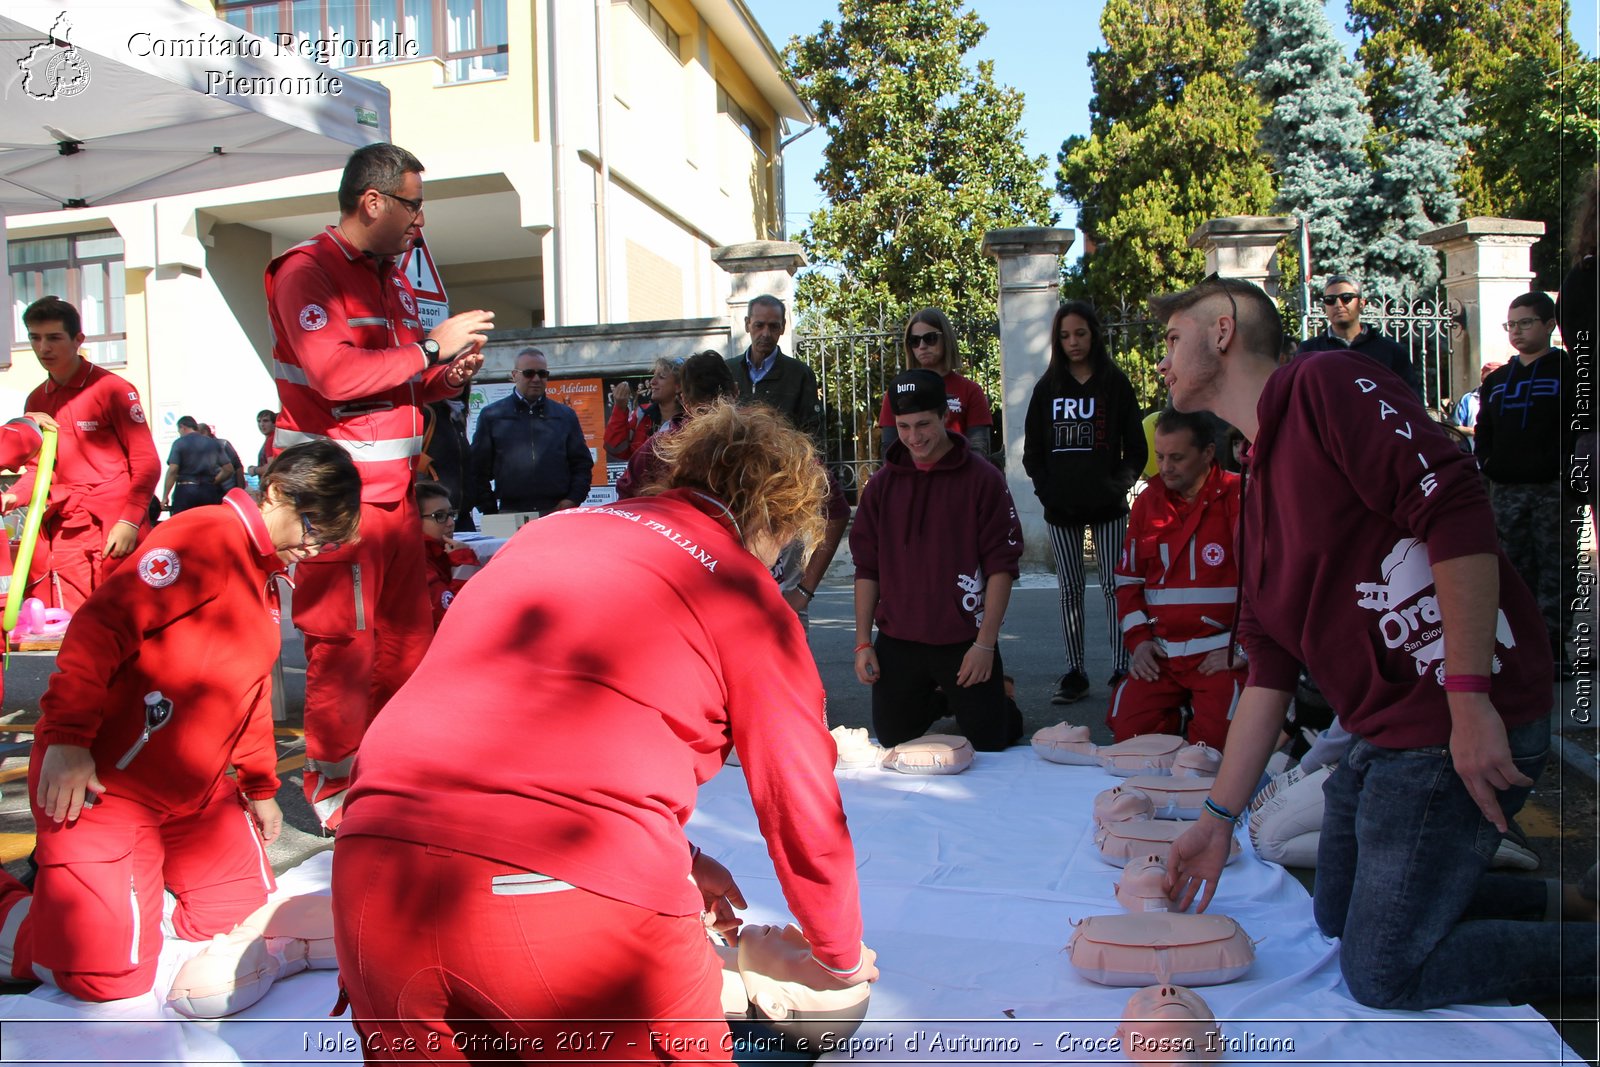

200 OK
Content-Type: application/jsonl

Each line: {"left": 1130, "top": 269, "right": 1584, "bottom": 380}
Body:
{"left": 1236, "top": 350, "right": 1551, "bottom": 748}
{"left": 852, "top": 431, "right": 1023, "bottom": 645}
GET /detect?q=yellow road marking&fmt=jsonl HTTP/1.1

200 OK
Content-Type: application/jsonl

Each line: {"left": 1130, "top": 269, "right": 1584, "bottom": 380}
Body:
{"left": 0, "top": 833, "right": 35, "bottom": 864}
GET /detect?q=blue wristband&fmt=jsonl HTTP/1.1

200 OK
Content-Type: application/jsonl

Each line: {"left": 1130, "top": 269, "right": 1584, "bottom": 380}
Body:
{"left": 1202, "top": 797, "right": 1239, "bottom": 824}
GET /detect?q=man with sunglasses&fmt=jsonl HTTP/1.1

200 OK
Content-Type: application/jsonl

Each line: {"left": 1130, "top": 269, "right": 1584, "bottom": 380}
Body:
{"left": 264, "top": 142, "right": 494, "bottom": 829}
{"left": 469, "top": 348, "right": 592, "bottom": 518}
{"left": 1297, "top": 274, "right": 1421, "bottom": 397}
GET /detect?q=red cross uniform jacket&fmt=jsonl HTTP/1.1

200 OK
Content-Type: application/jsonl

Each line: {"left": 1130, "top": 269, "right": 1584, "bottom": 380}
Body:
{"left": 265, "top": 227, "right": 462, "bottom": 504}
{"left": 423, "top": 537, "right": 479, "bottom": 629}
{"left": 35, "top": 490, "right": 285, "bottom": 811}
{"left": 1115, "top": 464, "right": 1242, "bottom": 657}
{"left": 342, "top": 490, "right": 865, "bottom": 975}
{"left": 9, "top": 363, "right": 161, "bottom": 531}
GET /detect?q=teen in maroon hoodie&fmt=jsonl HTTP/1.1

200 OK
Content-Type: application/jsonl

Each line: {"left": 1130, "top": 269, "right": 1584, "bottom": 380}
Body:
{"left": 1152, "top": 277, "right": 1588, "bottom": 1013}
{"left": 852, "top": 369, "right": 1024, "bottom": 751}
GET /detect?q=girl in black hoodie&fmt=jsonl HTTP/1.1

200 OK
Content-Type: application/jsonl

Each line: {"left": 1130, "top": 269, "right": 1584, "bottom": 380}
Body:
{"left": 1022, "top": 301, "right": 1147, "bottom": 704}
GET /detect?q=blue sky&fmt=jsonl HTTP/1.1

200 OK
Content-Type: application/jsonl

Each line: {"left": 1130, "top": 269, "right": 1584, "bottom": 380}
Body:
{"left": 745, "top": 0, "right": 1600, "bottom": 249}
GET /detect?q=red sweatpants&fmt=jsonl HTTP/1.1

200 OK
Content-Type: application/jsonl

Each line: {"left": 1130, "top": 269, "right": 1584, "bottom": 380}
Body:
{"left": 292, "top": 499, "right": 432, "bottom": 828}
{"left": 1, "top": 758, "right": 273, "bottom": 1000}
{"left": 1105, "top": 654, "right": 1246, "bottom": 751}
{"left": 333, "top": 835, "right": 731, "bottom": 1064}
{"left": 27, "top": 509, "right": 143, "bottom": 614}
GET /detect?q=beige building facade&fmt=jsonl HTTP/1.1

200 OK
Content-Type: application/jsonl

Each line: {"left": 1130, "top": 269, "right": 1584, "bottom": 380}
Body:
{"left": 5, "top": 0, "right": 807, "bottom": 453}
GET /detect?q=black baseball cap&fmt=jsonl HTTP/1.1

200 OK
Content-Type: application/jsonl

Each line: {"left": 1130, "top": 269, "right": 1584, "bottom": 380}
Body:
{"left": 888, "top": 369, "right": 948, "bottom": 416}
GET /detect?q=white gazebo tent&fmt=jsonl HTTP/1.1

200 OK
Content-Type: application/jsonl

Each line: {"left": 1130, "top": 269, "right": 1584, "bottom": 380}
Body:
{"left": 0, "top": 0, "right": 392, "bottom": 350}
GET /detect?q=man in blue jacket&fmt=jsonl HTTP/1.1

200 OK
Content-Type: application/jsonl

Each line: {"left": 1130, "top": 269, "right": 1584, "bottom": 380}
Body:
{"left": 470, "top": 348, "right": 591, "bottom": 516}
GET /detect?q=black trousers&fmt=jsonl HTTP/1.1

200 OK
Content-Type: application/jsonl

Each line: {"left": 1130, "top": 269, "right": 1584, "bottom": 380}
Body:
{"left": 871, "top": 633, "right": 1022, "bottom": 752}
{"left": 171, "top": 482, "right": 223, "bottom": 514}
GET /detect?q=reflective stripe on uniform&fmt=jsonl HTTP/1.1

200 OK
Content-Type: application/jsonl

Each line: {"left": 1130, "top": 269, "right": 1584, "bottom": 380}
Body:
{"left": 1120, "top": 610, "right": 1149, "bottom": 634}
{"left": 0, "top": 896, "right": 30, "bottom": 971}
{"left": 1143, "top": 586, "right": 1237, "bottom": 606}
{"left": 273, "top": 360, "right": 311, "bottom": 387}
{"left": 1155, "top": 632, "right": 1232, "bottom": 656}
{"left": 305, "top": 753, "right": 358, "bottom": 781}
{"left": 490, "top": 873, "right": 576, "bottom": 896}
{"left": 275, "top": 428, "right": 424, "bottom": 463}
{"left": 346, "top": 317, "right": 389, "bottom": 328}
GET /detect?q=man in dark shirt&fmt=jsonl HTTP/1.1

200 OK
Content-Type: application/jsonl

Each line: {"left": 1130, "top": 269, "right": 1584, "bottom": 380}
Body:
{"left": 1476, "top": 290, "right": 1581, "bottom": 674}
{"left": 725, "top": 295, "right": 822, "bottom": 441}
{"left": 161, "top": 416, "right": 231, "bottom": 513}
{"left": 1297, "top": 273, "right": 1421, "bottom": 397}
{"left": 470, "top": 347, "right": 591, "bottom": 516}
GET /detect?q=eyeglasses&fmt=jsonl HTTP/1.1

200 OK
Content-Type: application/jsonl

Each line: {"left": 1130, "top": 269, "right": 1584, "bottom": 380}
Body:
{"left": 1503, "top": 317, "right": 1544, "bottom": 332}
{"left": 908, "top": 331, "right": 942, "bottom": 349}
{"left": 519, "top": 368, "right": 552, "bottom": 379}
{"left": 421, "top": 508, "right": 457, "bottom": 524}
{"left": 298, "top": 512, "right": 341, "bottom": 551}
{"left": 1321, "top": 292, "right": 1360, "bottom": 307}
{"left": 378, "top": 190, "right": 424, "bottom": 216}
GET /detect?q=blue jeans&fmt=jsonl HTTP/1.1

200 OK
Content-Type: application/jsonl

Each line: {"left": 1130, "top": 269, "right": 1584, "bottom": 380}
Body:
{"left": 1314, "top": 717, "right": 1597, "bottom": 1009}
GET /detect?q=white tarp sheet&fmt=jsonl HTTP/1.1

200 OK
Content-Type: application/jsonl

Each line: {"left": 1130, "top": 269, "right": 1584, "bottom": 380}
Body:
{"left": 0, "top": 748, "right": 1574, "bottom": 1065}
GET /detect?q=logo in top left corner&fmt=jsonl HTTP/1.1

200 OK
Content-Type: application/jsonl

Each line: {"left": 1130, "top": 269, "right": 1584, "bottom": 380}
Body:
{"left": 18, "top": 14, "right": 92, "bottom": 102}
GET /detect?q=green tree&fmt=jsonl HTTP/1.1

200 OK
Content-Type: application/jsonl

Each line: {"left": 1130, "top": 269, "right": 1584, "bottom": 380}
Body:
{"left": 1243, "top": 0, "right": 1373, "bottom": 287}
{"left": 787, "top": 0, "right": 1055, "bottom": 348}
{"left": 1359, "top": 53, "right": 1474, "bottom": 297}
{"left": 1057, "top": 0, "right": 1276, "bottom": 312}
{"left": 1350, "top": 0, "right": 1595, "bottom": 285}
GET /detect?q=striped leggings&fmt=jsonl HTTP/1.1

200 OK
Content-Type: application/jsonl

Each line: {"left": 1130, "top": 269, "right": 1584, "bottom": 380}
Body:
{"left": 1046, "top": 518, "right": 1129, "bottom": 675}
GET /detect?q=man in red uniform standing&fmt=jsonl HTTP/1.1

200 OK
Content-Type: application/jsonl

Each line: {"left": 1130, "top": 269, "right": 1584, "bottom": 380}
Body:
{"left": 1108, "top": 409, "right": 1245, "bottom": 749}
{"left": 6, "top": 297, "right": 161, "bottom": 613}
{"left": 265, "top": 143, "right": 493, "bottom": 828}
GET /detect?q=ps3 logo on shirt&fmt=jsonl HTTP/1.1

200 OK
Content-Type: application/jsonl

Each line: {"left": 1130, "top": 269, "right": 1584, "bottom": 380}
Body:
{"left": 299, "top": 304, "right": 329, "bottom": 332}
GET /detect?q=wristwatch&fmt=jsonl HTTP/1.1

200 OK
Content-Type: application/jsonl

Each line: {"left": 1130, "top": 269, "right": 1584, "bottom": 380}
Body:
{"left": 419, "top": 338, "right": 442, "bottom": 364}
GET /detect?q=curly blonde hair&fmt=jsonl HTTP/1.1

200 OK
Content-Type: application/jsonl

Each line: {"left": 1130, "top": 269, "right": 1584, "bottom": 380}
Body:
{"left": 643, "top": 400, "right": 827, "bottom": 554}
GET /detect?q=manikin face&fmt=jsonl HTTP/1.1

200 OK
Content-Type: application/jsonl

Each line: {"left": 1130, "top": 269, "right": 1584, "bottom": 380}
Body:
{"left": 1059, "top": 313, "right": 1093, "bottom": 366}
{"left": 746, "top": 304, "right": 785, "bottom": 363}
{"left": 894, "top": 408, "right": 950, "bottom": 465}
{"left": 1158, "top": 304, "right": 1225, "bottom": 414}
{"left": 514, "top": 352, "right": 550, "bottom": 402}
{"left": 28, "top": 319, "right": 85, "bottom": 384}
{"left": 1153, "top": 428, "right": 1215, "bottom": 499}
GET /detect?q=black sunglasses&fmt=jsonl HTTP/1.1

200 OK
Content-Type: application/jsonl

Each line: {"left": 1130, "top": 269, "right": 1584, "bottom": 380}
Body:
{"left": 519, "top": 368, "right": 552, "bottom": 379}
{"left": 1321, "top": 292, "right": 1360, "bottom": 307}
{"left": 908, "top": 331, "right": 941, "bottom": 348}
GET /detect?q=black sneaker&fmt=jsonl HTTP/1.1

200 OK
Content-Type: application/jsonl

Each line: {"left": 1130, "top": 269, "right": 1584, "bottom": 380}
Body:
{"left": 1052, "top": 670, "right": 1089, "bottom": 704}
{"left": 1107, "top": 670, "right": 1128, "bottom": 689}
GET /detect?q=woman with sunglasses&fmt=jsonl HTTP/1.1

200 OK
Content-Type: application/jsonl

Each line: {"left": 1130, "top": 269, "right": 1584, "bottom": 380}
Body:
{"left": 1022, "top": 301, "right": 1147, "bottom": 706}
{"left": 877, "top": 308, "right": 994, "bottom": 458}
{"left": 334, "top": 402, "right": 876, "bottom": 1061}
{"left": 605, "top": 356, "right": 686, "bottom": 460}
{"left": 0, "top": 441, "right": 360, "bottom": 1000}
{"left": 415, "top": 479, "right": 478, "bottom": 629}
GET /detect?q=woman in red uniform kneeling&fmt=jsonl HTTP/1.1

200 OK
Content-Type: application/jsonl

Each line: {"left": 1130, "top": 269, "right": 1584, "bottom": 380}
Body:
{"left": 334, "top": 401, "right": 877, "bottom": 1062}
{"left": 0, "top": 441, "right": 360, "bottom": 1000}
